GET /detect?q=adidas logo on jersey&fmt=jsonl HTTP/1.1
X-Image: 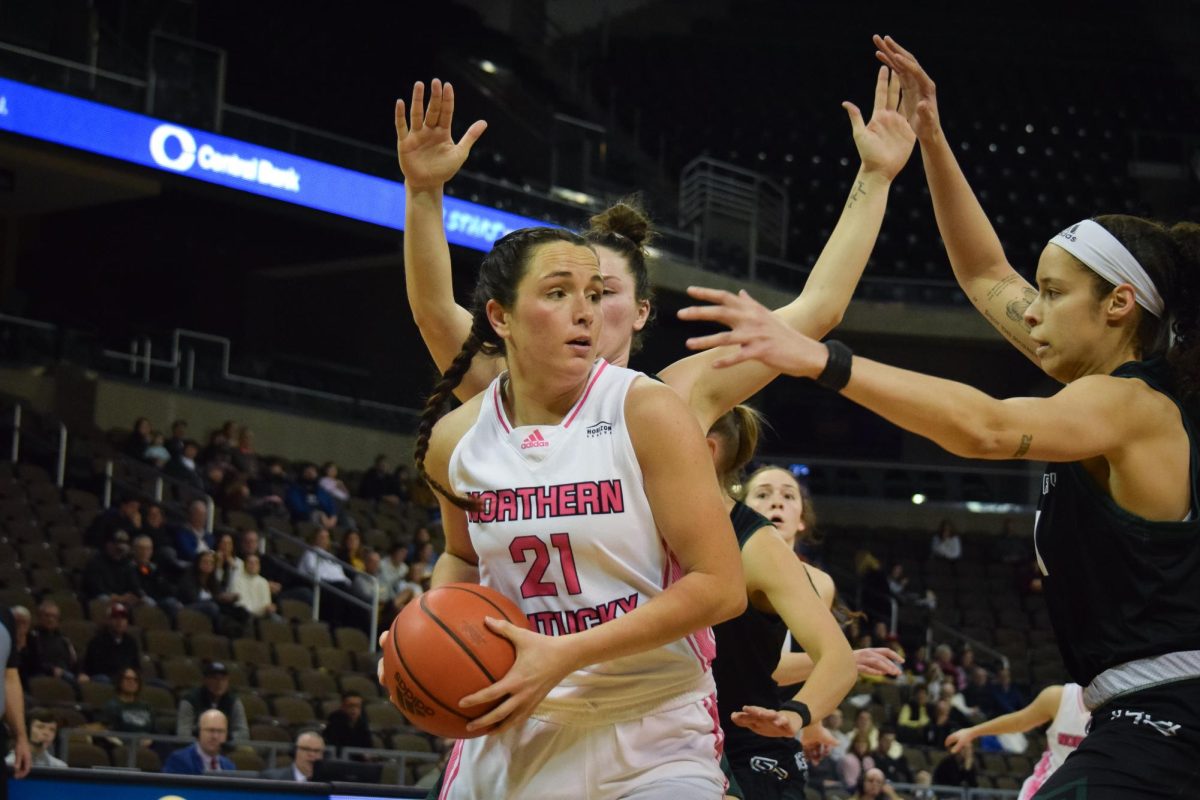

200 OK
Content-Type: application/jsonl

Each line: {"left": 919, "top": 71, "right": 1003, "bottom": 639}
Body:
{"left": 520, "top": 429, "right": 549, "bottom": 449}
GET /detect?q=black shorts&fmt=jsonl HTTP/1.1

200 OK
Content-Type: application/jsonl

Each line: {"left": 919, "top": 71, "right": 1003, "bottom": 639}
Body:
{"left": 727, "top": 742, "right": 807, "bottom": 800}
{"left": 1034, "top": 678, "right": 1200, "bottom": 799}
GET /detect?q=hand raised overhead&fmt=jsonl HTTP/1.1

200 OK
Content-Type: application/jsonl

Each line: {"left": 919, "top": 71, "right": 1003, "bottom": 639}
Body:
{"left": 396, "top": 78, "right": 488, "bottom": 192}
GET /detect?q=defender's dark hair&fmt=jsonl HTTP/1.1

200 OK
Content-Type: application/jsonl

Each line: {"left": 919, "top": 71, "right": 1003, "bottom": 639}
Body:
{"left": 586, "top": 198, "right": 657, "bottom": 354}
{"left": 413, "top": 227, "right": 593, "bottom": 511}
{"left": 707, "top": 406, "right": 765, "bottom": 493}
{"left": 1089, "top": 216, "right": 1200, "bottom": 404}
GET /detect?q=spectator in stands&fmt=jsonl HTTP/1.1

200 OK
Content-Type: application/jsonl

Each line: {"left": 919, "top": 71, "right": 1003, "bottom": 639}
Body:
{"left": 338, "top": 529, "right": 366, "bottom": 571}
{"left": 141, "top": 502, "right": 174, "bottom": 563}
{"left": 251, "top": 458, "right": 291, "bottom": 504}
{"left": 99, "top": 667, "right": 154, "bottom": 746}
{"left": 905, "top": 645, "right": 929, "bottom": 681}
{"left": 21, "top": 600, "right": 85, "bottom": 686}
{"left": 163, "top": 708, "right": 234, "bottom": 774}
{"left": 957, "top": 648, "right": 979, "bottom": 687}
{"left": 203, "top": 461, "right": 227, "bottom": 499}
{"left": 124, "top": 417, "right": 153, "bottom": 460}
{"left": 286, "top": 463, "right": 339, "bottom": 529}
{"left": 231, "top": 426, "right": 260, "bottom": 477}
{"left": 173, "top": 499, "right": 214, "bottom": 562}
{"left": 260, "top": 729, "right": 325, "bottom": 781}
{"left": 213, "top": 531, "right": 243, "bottom": 587}
{"left": 131, "top": 534, "right": 180, "bottom": 618}
{"left": 850, "top": 767, "right": 904, "bottom": 800}
{"left": 232, "top": 553, "right": 277, "bottom": 619}
{"left": 238, "top": 530, "right": 311, "bottom": 605}
{"left": 82, "top": 602, "right": 140, "bottom": 682}
{"left": 824, "top": 708, "right": 851, "bottom": 761}
{"left": 178, "top": 551, "right": 247, "bottom": 637}
{"left": 911, "top": 770, "right": 935, "bottom": 800}
{"left": 931, "top": 644, "right": 961, "bottom": 688}
{"left": 406, "top": 526, "right": 433, "bottom": 562}
{"left": 410, "top": 539, "right": 439, "bottom": 574}
{"left": 924, "top": 698, "right": 961, "bottom": 748}
{"left": 176, "top": 661, "right": 249, "bottom": 742}
{"left": 165, "top": 439, "right": 205, "bottom": 492}
{"left": 989, "top": 667, "right": 1026, "bottom": 716}
{"left": 930, "top": 519, "right": 962, "bottom": 561}
{"left": 393, "top": 464, "right": 414, "bottom": 504}
{"left": 870, "top": 728, "right": 912, "bottom": 785}
{"left": 852, "top": 708, "right": 880, "bottom": 752}
{"left": 839, "top": 733, "right": 875, "bottom": 792}
{"left": 166, "top": 419, "right": 189, "bottom": 459}
{"left": 357, "top": 455, "right": 401, "bottom": 505}
{"left": 961, "top": 666, "right": 996, "bottom": 720}
{"left": 7, "top": 710, "right": 65, "bottom": 769}
{"left": 82, "top": 529, "right": 145, "bottom": 607}
{"left": 378, "top": 542, "right": 410, "bottom": 594}
{"left": 319, "top": 461, "right": 351, "bottom": 503}
{"left": 939, "top": 677, "right": 975, "bottom": 725}
{"left": 84, "top": 494, "right": 142, "bottom": 549}
{"left": 932, "top": 744, "right": 978, "bottom": 789}
{"left": 201, "top": 429, "right": 233, "bottom": 470}
{"left": 299, "top": 528, "right": 356, "bottom": 625}
{"left": 323, "top": 692, "right": 372, "bottom": 751}
{"left": 143, "top": 432, "right": 171, "bottom": 468}
{"left": 897, "top": 685, "right": 930, "bottom": 745}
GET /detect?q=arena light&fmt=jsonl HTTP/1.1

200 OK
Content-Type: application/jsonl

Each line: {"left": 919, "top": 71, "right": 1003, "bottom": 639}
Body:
{"left": 479, "top": 59, "right": 499, "bottom": 74}
{"left": 0, "top": 77, "right": 546, "bottom": 252}
{"left": 911, "top": 493, "right": 927, "bottom": 505}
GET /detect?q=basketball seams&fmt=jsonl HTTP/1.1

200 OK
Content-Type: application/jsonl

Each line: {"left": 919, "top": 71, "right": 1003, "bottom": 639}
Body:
{"left": 419, "top": 591, "right": 504, "bottom": 684}
{"left": 443, "top": 583, "right": 525, "bottom": 625}
{"left": 390, "top": 619, "right": 476, "bottom": 723}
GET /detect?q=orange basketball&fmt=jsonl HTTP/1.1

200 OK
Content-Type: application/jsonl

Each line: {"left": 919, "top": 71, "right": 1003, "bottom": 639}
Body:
{"left": 381, "top": 582, "right": 529, "bottom": 738}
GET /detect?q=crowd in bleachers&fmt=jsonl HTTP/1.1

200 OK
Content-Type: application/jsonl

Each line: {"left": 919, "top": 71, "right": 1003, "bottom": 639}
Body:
{"left": 0, "top": 411, "right": 453, "bottom": 784}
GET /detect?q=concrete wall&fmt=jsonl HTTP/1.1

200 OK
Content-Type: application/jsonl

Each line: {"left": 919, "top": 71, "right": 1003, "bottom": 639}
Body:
{"left": 1, "top": 365, "right": 414, "bottom": 470}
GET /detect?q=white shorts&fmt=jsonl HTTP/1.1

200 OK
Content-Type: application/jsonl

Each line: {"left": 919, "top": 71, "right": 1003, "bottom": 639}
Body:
{"left": 438, "top": 694, "right": 726, "bottom": 800}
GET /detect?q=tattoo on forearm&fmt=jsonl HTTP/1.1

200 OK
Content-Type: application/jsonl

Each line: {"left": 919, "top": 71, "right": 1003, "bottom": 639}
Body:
{"left": 1013, "top": 434, "right": 1033, "bottom": 458}
{"left": 846, "top": 180, "right": 867, "bottom": 209}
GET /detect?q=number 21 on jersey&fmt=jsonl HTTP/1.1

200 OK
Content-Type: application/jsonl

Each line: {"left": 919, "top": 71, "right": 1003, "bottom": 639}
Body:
{"left": 510, "top": 533, "right": 582, "bottom": 598}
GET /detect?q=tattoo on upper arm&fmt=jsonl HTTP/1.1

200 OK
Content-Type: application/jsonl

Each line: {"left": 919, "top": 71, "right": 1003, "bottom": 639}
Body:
{"left": 986, "top": 274, "right": 1022, "bottom": 301}
{"left": 1013, "top": 434, "right": 1033, "bottom": 458}
{"left": 846, "top": 180, "right": 867, "bottom": 209}
{"left": 1005, "top": 288, "right": 1038, "bottom": 332}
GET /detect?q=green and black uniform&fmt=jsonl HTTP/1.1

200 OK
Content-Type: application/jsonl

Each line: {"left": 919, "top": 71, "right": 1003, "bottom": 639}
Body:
{"left": 1033, "top": 358, "right": 1200, "bottom": 799}
{"left": 711, "top": 501, "right": 807, "bottom": 799}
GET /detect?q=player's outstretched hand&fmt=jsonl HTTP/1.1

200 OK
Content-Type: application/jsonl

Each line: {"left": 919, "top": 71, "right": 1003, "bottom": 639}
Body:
{"left": 731, "top": 705, "right": 804, "bottom": 738}
{"left": 844, "top": 65, "right": 915, "bottom": 181}
{"left": 458, "top": 616, "right": 576, "bottom": 735}
{"left": 801, "top": 721, "right": 839, "bottom": 765}
{"left": 854, "top": 647, "right": 904, "bottom": 676}
{"left": 945, "top": 727, "right": 976, "bottom": 754}
{"left": 872, "top": 35, "right": 940, "bottom": 143}
{"left": 679, "top": 286, "right": 826, "bottom": 376}
{"left": 396, "top": 78, "right": 487, "bottom": 192}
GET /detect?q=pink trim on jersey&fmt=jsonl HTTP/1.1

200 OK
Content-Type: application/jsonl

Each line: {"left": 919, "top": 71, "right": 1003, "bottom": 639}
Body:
{"left": 563, "top": 359, "right": 609, "bottom": 428}
{"left": 492, "top": 382, "right": 511, "bottom": 434}
{"left": 1019, "top": 749, "right": 1052, "bottom": 800}
{"left": 704, "top": 692, "right": 726, "bottom": 766}
{"left": 661, "top": 543, "right": 715, "bottom": 669}
{"left": 438, "top": 739, "right": 465, "bottom": 800}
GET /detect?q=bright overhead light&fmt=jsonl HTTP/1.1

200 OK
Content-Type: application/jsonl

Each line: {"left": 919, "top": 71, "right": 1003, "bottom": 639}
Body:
{"left": 479, "top": 60, "right": 498, "bottom": 74}
{"left": 911, "top": 493, "right": 926, "bottom": 505}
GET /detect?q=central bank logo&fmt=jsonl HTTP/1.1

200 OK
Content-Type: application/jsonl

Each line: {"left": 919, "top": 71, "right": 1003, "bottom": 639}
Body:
{"left": 148, "top": 124, "right": 197, "bottom": 172}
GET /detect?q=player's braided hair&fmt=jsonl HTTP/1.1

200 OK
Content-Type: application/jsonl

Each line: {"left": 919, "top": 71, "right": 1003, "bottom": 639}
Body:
{"left": 413, "top": 226, "right": 593, "bottom": 512}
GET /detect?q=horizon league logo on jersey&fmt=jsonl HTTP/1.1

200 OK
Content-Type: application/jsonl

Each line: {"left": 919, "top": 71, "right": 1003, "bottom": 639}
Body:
{"left": 148, "top": 123, "right": 301, "bottom": 192}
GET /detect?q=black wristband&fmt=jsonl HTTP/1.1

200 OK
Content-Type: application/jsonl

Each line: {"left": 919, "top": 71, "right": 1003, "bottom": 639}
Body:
{"left": 815, "top": 339, "right": 853, "bottom": 391}
{"left": 781, "top": 699, "right": 812, "bottom": 728}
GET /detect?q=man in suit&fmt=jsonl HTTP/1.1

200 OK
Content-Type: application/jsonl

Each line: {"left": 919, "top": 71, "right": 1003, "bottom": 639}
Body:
{"left": 162, "top": 708, "right": 234, "bottom": 774}
{"left": 259, "top": 730, "right": 325, "bottom": 782}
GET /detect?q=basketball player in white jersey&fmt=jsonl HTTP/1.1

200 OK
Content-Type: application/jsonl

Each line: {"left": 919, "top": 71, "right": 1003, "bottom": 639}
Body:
{"left": 400, "top": 226, "right": 745, "bottom": 799}
{"left": 945, "top": 684, "right": 1090, "bottom": 800}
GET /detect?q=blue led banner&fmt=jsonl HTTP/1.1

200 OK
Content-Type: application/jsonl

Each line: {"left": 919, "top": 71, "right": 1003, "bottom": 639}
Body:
{"left": 0, "top": 77, "right": 543, "bottom": 251}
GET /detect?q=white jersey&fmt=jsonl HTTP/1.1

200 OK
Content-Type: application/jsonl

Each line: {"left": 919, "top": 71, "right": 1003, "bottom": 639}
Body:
{"left": 1019, "top": 683, "right": 1091, "bottom": 800}
{"left": 449, "top": 359, "right": 716, "bottom": 724}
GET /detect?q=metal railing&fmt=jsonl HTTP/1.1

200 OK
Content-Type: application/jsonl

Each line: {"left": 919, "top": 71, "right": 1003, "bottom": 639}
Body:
{"left": 4, "top": 399, "right": 69, "bottom": 488}
{"left": 930, "top": 619, "right": 1011, "bottom": 673}
{"left": 888, "top": 782, "right": 1019, "bottom": 799}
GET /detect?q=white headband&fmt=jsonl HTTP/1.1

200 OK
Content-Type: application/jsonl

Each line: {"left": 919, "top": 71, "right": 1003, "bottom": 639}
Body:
{"left": 1049, "top": 219, "right": 1164, "bottom": 317}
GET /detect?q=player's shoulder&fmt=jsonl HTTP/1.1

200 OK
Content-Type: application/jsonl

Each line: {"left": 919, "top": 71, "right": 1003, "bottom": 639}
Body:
{"left": 429, "top": 390, "right": 486, "bottom": 456}
{"left": 625, "top": 372, "right": 691, "bottom": 418}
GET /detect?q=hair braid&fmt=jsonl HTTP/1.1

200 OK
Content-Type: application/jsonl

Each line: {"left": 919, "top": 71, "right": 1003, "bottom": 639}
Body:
{"left": 413, "top": 331, "right": 484, "bottom": 512}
